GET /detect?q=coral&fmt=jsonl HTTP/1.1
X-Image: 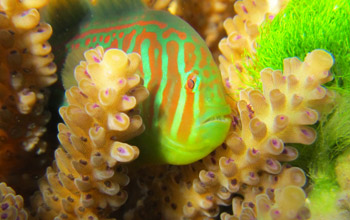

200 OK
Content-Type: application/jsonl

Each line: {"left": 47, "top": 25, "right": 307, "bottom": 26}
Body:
{"left": 122, "top": 49, "right": 335, "bottom": 219}
{"left": 249, "top": 1, "right": 350, "bottom": 218}
{"left": 219, "top": 0, "right": 288, "bottom": 99}
{"left": 0, "top": 182, "right": 28, "bottom": 220}
{"left": 221, "top": 168, "right": 309, "bottom": 220}
{"left": 0, "top": 1, "right": 345, "bottom": 219}
{"left": 125, "top": 164, "right": 308, "bottom": 220}
{"left": 249, "top": 0, "right": 350, "bottom": 174}
{"left": 143, "top": 0, "right": 235, "bottom": 59}
{"left": 303, "top": 95, "right": 350, "bottom": 219}
{"left": 321, "top": 147, "right": 350, "bottom": 219}
{"left": 30, "top": 46, "right": 149, "bottom": 219}
{"left": 217, "top": 50, "right": 333, "bottom": 218}
{"left": 0, "top": 0, "right": 56, "bottom": 152}
{"left": 0, "top": 0, "right": 56, "bottom": 197}
{"left": 306, "top": 174, "right": 341, "bottom": 220}
{"left": 215, "top": 50, "right": 333, "bottom": 218}
{"left": 252, "top": 0, "right": 350, "bottom": 90}
{"left": 0, "top": 0, "right": 57, "bottom": 114}
{"left": 336, "top": 148, "right": 350, "bottom": 192}
{"left": 306, "top": 145, "right": 350, "bottom": 220}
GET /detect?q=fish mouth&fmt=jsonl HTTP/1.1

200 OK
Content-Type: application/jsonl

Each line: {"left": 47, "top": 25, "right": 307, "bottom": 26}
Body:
{"left": 201, "top": 105, "right": 232, "bottom": 125}
{"left": 202, "top": 114, "right": 231, "bottom": 125}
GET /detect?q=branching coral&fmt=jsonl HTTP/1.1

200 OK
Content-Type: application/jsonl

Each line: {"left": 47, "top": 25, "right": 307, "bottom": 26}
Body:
{"left": 125, "top": 164, "right": 308, "bottom": 220}
{"left": 248, "top": 1, "right": 350, "bottom": 218}
{"left": 219, "top": 0, "right": 288, "bottom": 99}
{"left": 0, "top": 1, "right": 344, "bottom": 220}
{"left": 0, "top": 0, "right": 56, "bottom": 153}
{"left": 221, "top": 166, "right": 309, "bottom": 220}
{"left": 0, "top": 0, "right": 56, "bottom": 195}
{"left": 0, "top": 0, "right": 57, "bottom": 115}
{"left": 0, "top": 182, "right": 28, "bottom": 220}
{"left": 30, "top": 46, "right": 149, "bottom": 219}
{"left": 214, "top": 49, "right": 333, "bottom": 219}
{"left": 123, "top": 49, "right": 335, "bottom": 219}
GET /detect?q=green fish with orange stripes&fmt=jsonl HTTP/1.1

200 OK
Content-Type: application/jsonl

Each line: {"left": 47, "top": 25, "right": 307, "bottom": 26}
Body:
{"left": 48, "top": 0, "right": 232, "bottom": 165}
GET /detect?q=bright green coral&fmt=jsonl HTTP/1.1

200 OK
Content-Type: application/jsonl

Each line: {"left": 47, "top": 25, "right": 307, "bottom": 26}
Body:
{"left": 307, "top": 168, "right": 340, "bottom": 219}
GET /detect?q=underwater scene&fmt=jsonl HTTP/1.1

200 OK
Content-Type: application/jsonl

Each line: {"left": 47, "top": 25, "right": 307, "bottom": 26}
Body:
{"left": 0, "top": 0, "right": 349, "bottom": 219}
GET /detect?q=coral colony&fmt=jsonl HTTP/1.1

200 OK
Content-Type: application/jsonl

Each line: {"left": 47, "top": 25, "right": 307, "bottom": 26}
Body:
{"left": 0, "top": 0, "right": 349, "bottom": 220}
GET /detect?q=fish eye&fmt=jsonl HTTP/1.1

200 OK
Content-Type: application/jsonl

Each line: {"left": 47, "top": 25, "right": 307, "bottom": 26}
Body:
{"left": 185, "top": 73, "right": 198, "bottom": 92}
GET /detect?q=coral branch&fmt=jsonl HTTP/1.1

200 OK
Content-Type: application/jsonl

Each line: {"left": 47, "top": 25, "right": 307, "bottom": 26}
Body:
{"left": 31, "top": 47, "right": 149, "bottom": 220}
{"left": 0, "top": 182, "right": 28, "bottom": 220}
{"left": 219, "top": 0, "right": 289, "bottom": 99}
{"left": 0, "top": 0, "right": 55, "bottom": 195}
{"left": 124, "top": 50, "right": 335, "bottom": 219}
{"left": 0, "top": 0, "right": 55, "bottom": 155}
{"left": 0, "top": 0, "right": 57, "bottom": 114}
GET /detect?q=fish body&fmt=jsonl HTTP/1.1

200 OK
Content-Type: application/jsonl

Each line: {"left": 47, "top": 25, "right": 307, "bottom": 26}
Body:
{"left": 61, "top": 0, "right": 231, "bottom": 164}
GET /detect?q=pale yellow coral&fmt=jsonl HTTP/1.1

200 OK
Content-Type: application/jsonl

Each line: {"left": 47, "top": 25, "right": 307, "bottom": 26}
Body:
{"left": 0, "top": 0, "right": 56, "bottom": 114}
{"left": 124, "top": 165, "right": 308, "bottom": 220}
{"left": 0, "top": 0, "right": 53, "bottom": 194}
{"left": 192, "top": 50, "right": 333, "bottom": 217}
{"left": 123, "top": 50, "right": 334, "bottom": 220}
{"left": 219, "top": 0, "right": 289, "bottom": 99}
{"left": 221, "top": 166, "right": 309, "bottom": 220}
{"left": 0, "top": 0, "right": 55, "bottom": 157}
{"left": 31, "top": 47, "right": 149, "bottom": 220}
{"left": 0, "top": 182, "right": 28, "bottom": 220}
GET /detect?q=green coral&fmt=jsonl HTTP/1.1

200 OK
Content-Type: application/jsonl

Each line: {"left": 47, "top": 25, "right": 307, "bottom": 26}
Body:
{"left": 254, "top": 0, "right": 350, "bottom": 90}
{"left": 336, "top": 147, "right": 350, "bottom": 190}
{"left": 307, "top": 172, "right": 340, "bottom": 219}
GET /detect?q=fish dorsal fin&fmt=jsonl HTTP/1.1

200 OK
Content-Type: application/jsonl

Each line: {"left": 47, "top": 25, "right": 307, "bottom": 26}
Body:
{"left": 41, "top": 0, "right": 91, "bottom": 69}
{"left": 87, "top": 0, "right": 146, "bottom": 20}
{"left": 62, "top": 47, "right": 87, "bottom": 90}
{"left": 41, "top": 0, "right": 90, "bottom": 36}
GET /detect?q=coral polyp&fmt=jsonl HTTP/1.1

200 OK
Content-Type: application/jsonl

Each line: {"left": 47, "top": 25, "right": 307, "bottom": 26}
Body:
{"left": 122, "top": 49, "right": 335, "bottom": 219}
{"left": 31, "top": 46, "right": 148, "bottom": 219}
{"left": 0, "top": 182, "right": 27, "bottom": 220}
{"left": 0, "top": 0, "right": 56, "bottom": 196}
